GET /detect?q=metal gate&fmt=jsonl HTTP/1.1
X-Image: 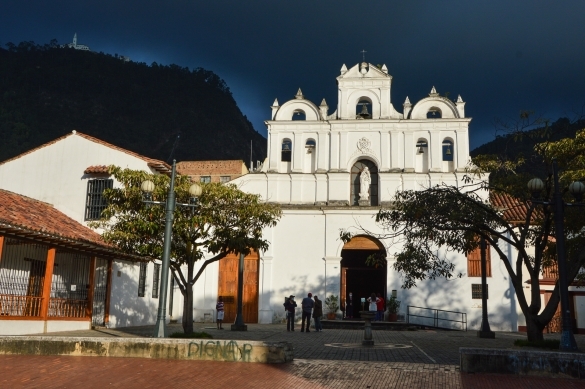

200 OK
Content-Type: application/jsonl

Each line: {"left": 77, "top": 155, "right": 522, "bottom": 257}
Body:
{"left": 91, "top": 259, "right": 109, "bottom": 326}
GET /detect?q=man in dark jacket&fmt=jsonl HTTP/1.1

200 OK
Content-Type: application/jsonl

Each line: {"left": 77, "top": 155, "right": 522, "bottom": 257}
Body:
{"left": 313, "top": 295, "right": 323, "bottom": 332}
{"left": 301, "top": 292, "right": 315, "bottom": 332}
{"left": 284, "top": 295, "right": 297, "bottom": 331}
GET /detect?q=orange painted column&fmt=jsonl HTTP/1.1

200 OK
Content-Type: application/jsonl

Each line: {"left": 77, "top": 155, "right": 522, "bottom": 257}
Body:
{"left": 86, "top": 257, "right": 97, "bottom": 319}
{"left": 0, "top": 236, "right": 5, "bottom": 264}
{"left": 40, "top": 248, "right": 56, "bottom": 319}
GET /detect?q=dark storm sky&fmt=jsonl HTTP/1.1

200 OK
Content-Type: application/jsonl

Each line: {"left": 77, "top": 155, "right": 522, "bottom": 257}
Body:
{"left": 2, "top": 0, "right": 584, "bottom": 149}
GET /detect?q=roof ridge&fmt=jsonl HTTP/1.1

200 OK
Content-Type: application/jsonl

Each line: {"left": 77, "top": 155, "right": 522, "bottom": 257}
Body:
{"left": 0, "top": 131, "right": 171, "bottom": 173}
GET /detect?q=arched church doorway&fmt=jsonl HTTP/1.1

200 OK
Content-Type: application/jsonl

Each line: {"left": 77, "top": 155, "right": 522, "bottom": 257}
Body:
{"left": 351, "top": 159, "right": 378, "bottom": 206}
{"left": 340, "top": 235, "right": 386, "bottom": 319}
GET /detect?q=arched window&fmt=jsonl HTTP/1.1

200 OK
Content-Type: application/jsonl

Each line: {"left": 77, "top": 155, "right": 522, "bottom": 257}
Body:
{"left": 350, "top": 159, "right": 378, "bottom": 206}
{"left": 442, "top": 139, "right": 454, "bottom": 172}
{"left": 304, "top": 139, "right": 316, "bottom": 173}
{"left": 415, "top": 139, "right": 429, "bottom": 173}
{"left": 281, "top": 139, "right": 292, "bottom": 162}
{"left": 292, "top": 109, "right": 306, "bottom": 121}
{"left": 442, "top": 140, "right": 453, "bottom": 161}
{"left": 355, "top": 98, "right": 372, "bottom": 119}
{"left": 427, "top": 107, "right": 442, "bottom": 118}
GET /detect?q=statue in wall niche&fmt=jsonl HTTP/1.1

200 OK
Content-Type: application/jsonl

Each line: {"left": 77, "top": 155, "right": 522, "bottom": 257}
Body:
{"left": 359, "top": 167, "right": 371, "bottom": 201}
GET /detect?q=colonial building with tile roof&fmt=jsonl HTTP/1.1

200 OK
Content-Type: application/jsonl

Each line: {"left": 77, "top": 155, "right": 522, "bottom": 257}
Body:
{"left": 0, "top": 131, "right": 171, "bottom": 333}
{"left": 0, "top": 189, "right": 149, "bottom": 335}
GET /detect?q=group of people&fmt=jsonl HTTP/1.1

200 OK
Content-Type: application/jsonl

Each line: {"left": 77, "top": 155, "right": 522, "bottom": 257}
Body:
{"left": 367, "top": 293, "right": 385, "bottom": 321}
{"left": 283, "top": 293, "right": 323, "bottom": 332}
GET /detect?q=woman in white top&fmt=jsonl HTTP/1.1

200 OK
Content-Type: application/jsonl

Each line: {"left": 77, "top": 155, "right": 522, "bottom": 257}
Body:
{"left": 367, "top": 293, "right": 379, "bottom": 312}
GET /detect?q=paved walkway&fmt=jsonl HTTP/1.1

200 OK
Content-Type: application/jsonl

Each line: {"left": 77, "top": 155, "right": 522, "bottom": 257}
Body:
{"left": 3, "top": 323, "right": 585, "bottom": 388}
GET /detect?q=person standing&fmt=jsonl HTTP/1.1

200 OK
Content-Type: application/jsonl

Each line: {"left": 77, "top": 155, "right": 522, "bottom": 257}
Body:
{"left": 283, "top": 295, "right": 297, "bottom": 331}
{"left": 376, "top": 293, "right": 385, "bottom": 321}
{"left": 367, "top": 293, "right": 379, "bottom": 319}
{"left": 216, "top": 296, "right": 224, "bottom": 329}
{"left": 313, "top": 295, "right": 323, "bottom": 332}
{"left": 301, "top": 292, "right": 314, "bottom": 332}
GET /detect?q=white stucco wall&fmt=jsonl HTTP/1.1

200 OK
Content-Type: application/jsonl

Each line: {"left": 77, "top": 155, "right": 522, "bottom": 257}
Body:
{"left": 0, "top": 132, "right": 158, "bottom": 225}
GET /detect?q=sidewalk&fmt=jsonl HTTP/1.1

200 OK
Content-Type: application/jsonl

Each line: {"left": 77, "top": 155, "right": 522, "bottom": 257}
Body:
{"left": 3, "top": 323, "right": 584, "bottom": 388}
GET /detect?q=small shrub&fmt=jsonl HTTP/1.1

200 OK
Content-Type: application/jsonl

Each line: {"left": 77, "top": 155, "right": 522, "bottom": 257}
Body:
{"left": 169, "top": 331, "right": 213, "bottom": 339}
{"left": 513, "top": 339, "right": 560, "bottom": 349}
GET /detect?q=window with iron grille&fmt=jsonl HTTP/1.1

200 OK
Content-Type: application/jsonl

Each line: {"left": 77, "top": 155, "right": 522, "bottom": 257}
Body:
{"left": 85, "top": 179, "right": 113, "bottom": 220}
{"left": 138, "top": 262, "right": 147, "bottom": 297}
{"left": 152, "top": 263, "right": 161, "bottom": 299}
{"left": 220, "top": 176, "right": 231, "bottom": 183}
{"left": 200, "top": 176, "right": 211, "bottom": 183}
{"left": 471, "top": 284, "right": 488, "bottom": 299}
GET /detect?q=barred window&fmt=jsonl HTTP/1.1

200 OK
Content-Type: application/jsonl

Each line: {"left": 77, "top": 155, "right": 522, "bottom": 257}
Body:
{"left": 85, "top": 179, "right": 113, "bottom": 220}
{"left": 152, "top": 263, "right": 161, "bottom": 299}
{"left": 138, "top": 262, "right": 147, "bottom": 297}
{"left": 200, "top": 176, "right": 211, "bottom": 183}
{"left": 472, "top": 284, "right": 488, "bottom": 299}
{"left": 220, "top": 176, "right": 231, "bottom": 183}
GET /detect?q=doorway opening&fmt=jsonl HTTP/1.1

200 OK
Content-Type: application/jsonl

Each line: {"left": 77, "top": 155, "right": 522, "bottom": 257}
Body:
{"left": 340, "top": 235, "right": 386, "bottom": 319}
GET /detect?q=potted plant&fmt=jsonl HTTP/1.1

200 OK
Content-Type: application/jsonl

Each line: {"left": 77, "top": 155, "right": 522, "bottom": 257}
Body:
{"left": 386, "top": 295, "right": 401, "bottom": 322}
{"left": 324, "top": 295, "right": 339, "bottom": 320}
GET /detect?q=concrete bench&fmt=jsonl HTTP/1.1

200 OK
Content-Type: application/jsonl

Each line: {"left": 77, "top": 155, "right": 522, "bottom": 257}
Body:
{"left": 0, "top": 336, "right": 293, "bottom": 363}
{"left": 460, "top": 347, "right": 585, "bottom": 379}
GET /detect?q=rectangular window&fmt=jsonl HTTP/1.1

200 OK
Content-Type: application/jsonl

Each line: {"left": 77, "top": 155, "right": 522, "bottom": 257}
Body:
{"left": 200, "top": 176, "right": 211, "bottom": 183}
{"left": 472, "top": 284, "right": 488, "bottom": 299}
{"left": 467, "top": 242, "right": 491, "bottom": 277}
{"left": 85, "top": 178, "right": 113, "bottom": 220}
{"left": 220, "top": 176, "right": 231, "bottom": 183}
{"left": 138, "top": 262, "right": 147, "bottom": 297}
{"left": 152, "top": 263, "right": 161, "bottom": 299}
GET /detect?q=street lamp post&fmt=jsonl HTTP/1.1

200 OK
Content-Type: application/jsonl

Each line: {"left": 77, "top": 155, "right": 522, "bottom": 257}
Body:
{"left": 141, "top": 160, "right": 202, "bottom": 338}
{"left": 478, "top": 235, "right": 495, "bottom": 338}
{"left": 528, "top": 158, "right": 585, "bottom": 351}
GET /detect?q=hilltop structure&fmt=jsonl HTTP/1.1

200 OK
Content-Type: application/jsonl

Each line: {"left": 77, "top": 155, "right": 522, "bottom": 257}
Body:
{"left": 62, "top": 33, "right": 90, "bottom": 51}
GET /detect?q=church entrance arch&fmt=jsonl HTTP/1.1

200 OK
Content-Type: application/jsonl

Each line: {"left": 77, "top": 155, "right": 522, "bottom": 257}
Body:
{"left": 340, "top": 235, "right": 386, "bottom": 319}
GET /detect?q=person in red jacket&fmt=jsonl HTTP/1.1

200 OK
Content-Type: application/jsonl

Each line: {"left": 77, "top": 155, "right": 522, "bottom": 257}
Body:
{"left": 376, "top": 293, "right": 384, "bottom": 321}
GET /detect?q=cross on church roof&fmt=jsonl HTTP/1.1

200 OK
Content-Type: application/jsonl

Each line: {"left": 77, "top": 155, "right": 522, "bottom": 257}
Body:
{"left": 361, "top": 49, "right": 367, "bottom": 62}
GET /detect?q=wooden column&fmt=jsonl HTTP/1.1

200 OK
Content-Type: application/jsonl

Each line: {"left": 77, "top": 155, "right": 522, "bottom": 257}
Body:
{"left": 0, "top": 236, "right": 5, "bottom": 264}
{"left": 86, "top": 256, "right": 97, "bottom": 319}
{"left": 40, "top": 248, "right": 56, "bottom": 319}
{"left": 104, "top": 259, "right": 113, "bottom": 325}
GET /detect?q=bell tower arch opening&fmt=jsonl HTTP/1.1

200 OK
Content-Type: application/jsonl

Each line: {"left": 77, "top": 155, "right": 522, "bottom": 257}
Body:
{"left": 340, "top": 235, "right": 386, "bottom": 319}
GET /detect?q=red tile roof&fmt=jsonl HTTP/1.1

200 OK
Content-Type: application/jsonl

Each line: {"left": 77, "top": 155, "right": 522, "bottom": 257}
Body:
{"left": 490, "top": 192, "right": 538, "bottom": 223}
{"left": 0, "top": 131, "right": 171, "bottom": 174}
{"left": 0, "top": 189, "right": 145, "bottom": 261}
{"left": 84, "top": 165, "right": 110, "bottom": 174}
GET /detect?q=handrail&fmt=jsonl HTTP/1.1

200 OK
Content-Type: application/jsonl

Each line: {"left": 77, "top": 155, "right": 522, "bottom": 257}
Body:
{"left": 406, "top": 305, "right": 467, "bottom": 331}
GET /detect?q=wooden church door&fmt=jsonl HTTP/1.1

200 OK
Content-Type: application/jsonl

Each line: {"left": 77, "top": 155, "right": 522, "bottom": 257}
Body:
{"left": 218, "top": 250, "right": 259, "bottom": 323}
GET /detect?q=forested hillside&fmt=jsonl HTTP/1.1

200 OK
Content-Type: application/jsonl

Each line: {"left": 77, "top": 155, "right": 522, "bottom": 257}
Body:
{"left": 471, "top": 116, "right": 585, "bottom": 177}
{"left": 0, "top": 41, "right": 266, "bottom": 163}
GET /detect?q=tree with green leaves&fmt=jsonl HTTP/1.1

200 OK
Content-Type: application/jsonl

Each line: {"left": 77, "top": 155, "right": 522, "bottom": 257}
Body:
{"left": 91, "top": 166, "right": 282, "bottom": 334}
{"left": 342, "top": 128, "right": 585, "bottom": 341}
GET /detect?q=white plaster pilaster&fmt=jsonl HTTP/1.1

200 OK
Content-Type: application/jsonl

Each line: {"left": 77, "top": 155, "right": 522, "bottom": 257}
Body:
{"left": 330, "top": 131, "right": 340, "bottom": 171}
{"left": 323, "top": 256, "right": 342, "bottom": 300}
{"left": 258, "top": 255, "right": 274, "bottom": 324}
{"left": 292, "top": 132, "right": 303, "bottom": 173}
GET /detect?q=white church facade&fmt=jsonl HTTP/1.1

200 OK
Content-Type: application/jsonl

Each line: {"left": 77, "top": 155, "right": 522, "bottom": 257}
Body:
{"left": 191, "top": 62, "right": 520, "bottom": 332}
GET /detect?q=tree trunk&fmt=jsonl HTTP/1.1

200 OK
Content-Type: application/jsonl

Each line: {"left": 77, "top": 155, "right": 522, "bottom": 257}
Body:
{"left": 182, "top": 282, "right": 194, "bottom": 334}
{"left": 182, "top": 259, "right": 195, "bottom": 334}
{"left": 525, "top": 314, "right": 545, "bottom": 341}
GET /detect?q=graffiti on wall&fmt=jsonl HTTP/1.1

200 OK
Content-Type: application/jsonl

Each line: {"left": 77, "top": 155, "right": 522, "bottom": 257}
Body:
{"left": 188, "top": 340, "right": 253, "bottom": 361}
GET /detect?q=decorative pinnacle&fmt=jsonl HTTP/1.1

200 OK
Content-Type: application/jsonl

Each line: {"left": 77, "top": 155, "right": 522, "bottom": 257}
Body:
{"left": 295, "top": 88, "right": 304, "bottom": 99}
{"left": 429, "top": 86, "right": 439, "bottom": 97}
